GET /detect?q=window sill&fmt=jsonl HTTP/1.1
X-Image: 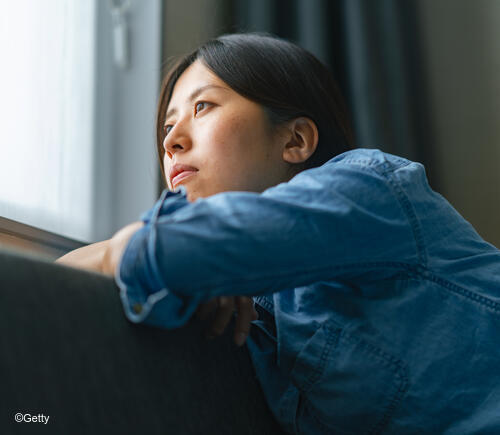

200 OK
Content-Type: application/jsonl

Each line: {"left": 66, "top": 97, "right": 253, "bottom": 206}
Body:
{"left": 0, "top": 216, "right": 85, "bottom": 261}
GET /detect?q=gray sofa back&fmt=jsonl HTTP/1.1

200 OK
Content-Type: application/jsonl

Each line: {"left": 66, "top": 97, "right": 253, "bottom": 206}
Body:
{"left": 0, "top": 248, "right": 284, "bottom": 435}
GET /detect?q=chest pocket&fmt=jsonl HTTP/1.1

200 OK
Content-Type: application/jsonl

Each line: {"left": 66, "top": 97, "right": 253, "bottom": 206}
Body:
{"left": 290, "top": 320, "right": 409, "bottom": 434}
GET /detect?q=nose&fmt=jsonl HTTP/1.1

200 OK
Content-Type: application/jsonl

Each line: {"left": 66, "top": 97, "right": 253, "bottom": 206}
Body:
{"left": 163, "top": 122, "right": 192, "bottom": 159}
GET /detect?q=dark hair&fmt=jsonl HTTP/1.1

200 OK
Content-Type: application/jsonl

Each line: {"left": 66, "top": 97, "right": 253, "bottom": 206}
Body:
{"left": 156, "top": 32, "right": 355, "bottom": 187}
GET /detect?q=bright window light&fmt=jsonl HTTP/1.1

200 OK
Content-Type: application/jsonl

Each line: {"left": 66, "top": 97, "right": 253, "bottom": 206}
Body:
{"left": 0, "top": 0, "right": 96, "bottom": 242}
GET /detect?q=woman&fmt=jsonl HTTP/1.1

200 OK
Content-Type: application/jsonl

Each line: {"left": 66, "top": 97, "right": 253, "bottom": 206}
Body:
{"left": 58, "top": 33, "right": 500, "bottom": 434}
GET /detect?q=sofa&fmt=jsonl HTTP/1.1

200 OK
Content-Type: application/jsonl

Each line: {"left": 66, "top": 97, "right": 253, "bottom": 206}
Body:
{"left": 0, "top": 247, "right": 284, "bottom": 434}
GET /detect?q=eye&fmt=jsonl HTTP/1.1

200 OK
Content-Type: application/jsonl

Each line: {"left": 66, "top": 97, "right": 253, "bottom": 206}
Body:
{"left": 163, "top": 101, "right": 211, "bottom": 136}
{"left": 163, "top": 124, "right": 173, "bottom": 136}
{"left": 195, "top": 101, "right": 211, "bottom": 115}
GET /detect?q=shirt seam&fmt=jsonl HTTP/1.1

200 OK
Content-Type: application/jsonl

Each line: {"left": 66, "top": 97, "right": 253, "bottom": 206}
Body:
{"left": 379, "top": 163, "right": 428, "bottom": 267}
{"left": 418, "top": 267, "right": 500, "bottom": 315}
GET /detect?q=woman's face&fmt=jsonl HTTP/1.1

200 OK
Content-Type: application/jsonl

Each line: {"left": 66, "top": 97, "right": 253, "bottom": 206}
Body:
{"left": 162, "top": 60, "right": 292, "bottom": 202}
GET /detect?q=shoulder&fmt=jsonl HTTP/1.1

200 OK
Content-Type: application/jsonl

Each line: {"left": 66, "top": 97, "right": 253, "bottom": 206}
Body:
{"left": 286, "top": 148, "right": 419, "bottom": 191}
{"left": 258, "top": 149, "right": 426, "bottom": 230}
{"left": 324, "top": 148, "right": 413, "bottom": 173}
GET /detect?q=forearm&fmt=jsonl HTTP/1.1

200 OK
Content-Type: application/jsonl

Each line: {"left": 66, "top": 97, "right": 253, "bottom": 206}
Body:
{"left": 54, "top": 220, "right": 144, "bottom": 277}
{"left": 55, "top": 240, "right": 110, "bottom": 273}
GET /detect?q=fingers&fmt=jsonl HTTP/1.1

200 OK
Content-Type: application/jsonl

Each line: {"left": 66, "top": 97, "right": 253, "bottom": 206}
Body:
{"left": 233, "top": 296, "right": 259, "bottom": 347}
{"left": 198, "top": 296, "right": 259, "bottom": 347}
{"left": 194, "top": 297, "right": 218, "bottom": 321}
{"left": 206, "top": 296, "right": 235, "bottom": 339}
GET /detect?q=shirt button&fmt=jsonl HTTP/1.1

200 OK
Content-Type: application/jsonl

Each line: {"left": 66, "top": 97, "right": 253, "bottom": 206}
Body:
{"left": 132, "top": 303, "right": 143, "bottom": 314}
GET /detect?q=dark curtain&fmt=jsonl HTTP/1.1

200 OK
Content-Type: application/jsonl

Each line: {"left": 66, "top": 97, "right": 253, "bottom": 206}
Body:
{"left": 230, "top": 0, "right": 439, "bottom": 190}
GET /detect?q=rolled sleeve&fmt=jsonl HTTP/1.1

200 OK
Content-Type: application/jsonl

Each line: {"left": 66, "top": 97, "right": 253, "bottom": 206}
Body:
{"left": 115, "top": 185, "right": 202, "bottom": 328}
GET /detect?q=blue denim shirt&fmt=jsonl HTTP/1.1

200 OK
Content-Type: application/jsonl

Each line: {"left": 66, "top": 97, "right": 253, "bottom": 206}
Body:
{"left": 116, "top": 148, "right": 500, "bottom": 434}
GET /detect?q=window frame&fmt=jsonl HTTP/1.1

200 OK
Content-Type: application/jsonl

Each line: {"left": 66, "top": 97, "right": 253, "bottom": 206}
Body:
{"left": 0, "top": 0, "right": 162, "bottom": 253}
{"left": 0, "top": 216, "right": 84, "bottom": 260}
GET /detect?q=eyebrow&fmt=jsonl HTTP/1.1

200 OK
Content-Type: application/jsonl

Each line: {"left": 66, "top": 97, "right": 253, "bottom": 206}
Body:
{"left": 164, "top": 84, "right": 228, "bottom": 123}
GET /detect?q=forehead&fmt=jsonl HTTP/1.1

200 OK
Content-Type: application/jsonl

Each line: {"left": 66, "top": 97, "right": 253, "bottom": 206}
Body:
{"left": 169, "top": 61, "right": 223, "bottom": 103}
{"left": 164, "top": 61, "right": 230, "bottom": 123}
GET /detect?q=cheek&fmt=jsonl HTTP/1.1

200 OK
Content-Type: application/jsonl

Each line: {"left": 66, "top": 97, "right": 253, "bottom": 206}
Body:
{"left": 194, "top": 110, "right": 275, "bottom": 192}
{"left": 206, "top": 116, "right": 239, "bottom": 143}
{"left": 195, "top": 120, "right": 241, "bottom": 170}
{"left": 206, "top": 115, "right": 260, "bottom": 157}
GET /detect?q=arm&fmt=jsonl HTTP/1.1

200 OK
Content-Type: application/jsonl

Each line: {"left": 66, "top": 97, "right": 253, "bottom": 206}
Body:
{"left": 101, "top": 221, "right": 145, "bottom": 276}
{"left": 55, "top": 221, "right": 145, "bottom": 275}
{"left": 55, "top": 219, "right": 256, "bottom": 346}
{"left": 101, "top": 219, "right": 258, "bottom": 346}
{"left": 55, "top": 239, "right": 110, "bottom": 273}
{"left": 115, "top": 159, "right": 419, "bottom": 330}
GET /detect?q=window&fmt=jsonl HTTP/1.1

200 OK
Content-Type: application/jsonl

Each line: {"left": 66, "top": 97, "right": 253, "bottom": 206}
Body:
{"left": 0, "top": 0, "right": 161, "bottom": 246}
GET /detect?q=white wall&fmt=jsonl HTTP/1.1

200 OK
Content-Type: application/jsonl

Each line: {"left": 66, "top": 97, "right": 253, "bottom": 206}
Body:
{"left": 92, "top": 0, "right": 161, "bottom": 241}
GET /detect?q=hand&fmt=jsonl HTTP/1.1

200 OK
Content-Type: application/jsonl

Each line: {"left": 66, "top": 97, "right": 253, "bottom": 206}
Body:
{"left": 195, "top": 296, "right": 259, "bottom": 346}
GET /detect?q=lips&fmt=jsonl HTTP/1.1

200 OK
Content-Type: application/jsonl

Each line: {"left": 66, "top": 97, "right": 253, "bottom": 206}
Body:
{"left": 169, "top": 163, "right": 198, "bottom": 188}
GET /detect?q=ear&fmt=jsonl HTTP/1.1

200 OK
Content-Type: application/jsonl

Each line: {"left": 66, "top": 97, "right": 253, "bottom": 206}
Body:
{"left": 281, "top": 117, "right": 318, "bottom": 164}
